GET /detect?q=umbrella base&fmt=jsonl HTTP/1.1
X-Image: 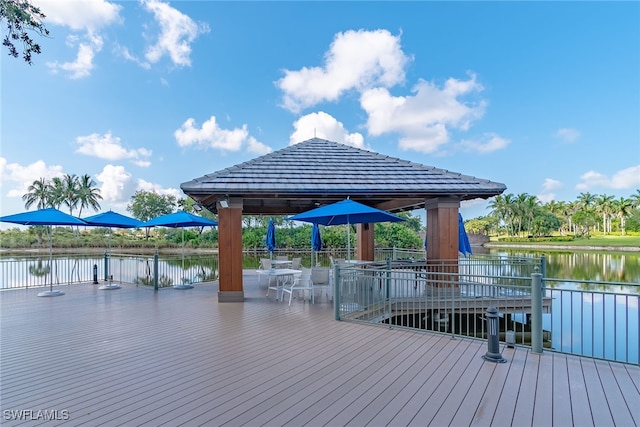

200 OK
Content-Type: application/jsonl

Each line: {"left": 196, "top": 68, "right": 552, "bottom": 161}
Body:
{"left": 99, "top": 284, "right": 121, "bottom": 290}
{"left": 37, "top": 290, "right": 65, "bottom": 297}
{"left": 173, "top": 284, "right": 194, "bottom": 290}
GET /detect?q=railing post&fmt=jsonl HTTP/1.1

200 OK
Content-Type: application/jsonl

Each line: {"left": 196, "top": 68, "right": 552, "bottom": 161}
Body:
{"left": 103, "top": 251, "right": 108, "bottom": 281}
{"left": 333, "top": 264, "right": 341, "bottom": 320}
{"left": 531, "top": 271, "right": 543, "bottom": 354}
{"left": 153, "top": 254, "right": 159, "bottom": 291}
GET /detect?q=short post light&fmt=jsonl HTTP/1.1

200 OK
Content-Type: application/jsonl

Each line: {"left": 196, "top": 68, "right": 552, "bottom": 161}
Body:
{"left": 482, "top": 306, "right": 507, "bottom": 363}
{"left": 92, "top": 264, "right": 99, "bottom": 284}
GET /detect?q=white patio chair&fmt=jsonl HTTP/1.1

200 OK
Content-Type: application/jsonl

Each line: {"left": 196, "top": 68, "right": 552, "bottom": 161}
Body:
{"left": 260, "top": 258, "right": 277, "bottom": 295}
{"left": 290, "top": 257, "right": 302, "bottom": 270}
{"left": 311, "top": 267, "right": 332, "bottom": 301}
{"left": 282, "top": 268, "right": 313, "bottom": 306}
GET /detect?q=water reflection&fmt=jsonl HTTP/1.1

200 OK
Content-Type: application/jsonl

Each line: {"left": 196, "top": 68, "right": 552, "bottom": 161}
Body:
{"left": 490, "top": 249, "right": 640, "bottom": 284}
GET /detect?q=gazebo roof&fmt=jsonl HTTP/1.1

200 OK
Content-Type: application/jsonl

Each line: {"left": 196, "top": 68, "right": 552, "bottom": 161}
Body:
{"left": 181, "top": 138, "right": 506, "bottom": 215}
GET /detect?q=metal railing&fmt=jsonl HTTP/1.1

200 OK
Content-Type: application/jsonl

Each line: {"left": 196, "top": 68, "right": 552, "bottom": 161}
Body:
{"left": 333, "top": 257, "right": 639, "bottom": 364}
{"left": 0, "top": 253, "right": 219, "bottom": 290}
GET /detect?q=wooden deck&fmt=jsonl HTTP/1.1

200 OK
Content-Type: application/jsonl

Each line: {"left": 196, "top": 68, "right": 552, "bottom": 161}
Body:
{"left": 1, "top": 271, "right": 638, "bottom": 427}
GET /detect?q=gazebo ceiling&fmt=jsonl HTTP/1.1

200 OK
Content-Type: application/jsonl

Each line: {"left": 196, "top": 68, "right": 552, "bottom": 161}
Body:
{"left": 181, "top": 138, "right": 506, "bottom": 215}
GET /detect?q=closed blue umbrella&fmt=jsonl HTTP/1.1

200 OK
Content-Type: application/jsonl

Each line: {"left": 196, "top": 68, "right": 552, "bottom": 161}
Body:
{"left": 311, "top": 223, "right": 322, "bottom": 266}
{"left": 0, "top": 208, "right": 87, "bottom": 297}
{"left": 458, "top": 213, "right": 472, "bottom": 257}
{"left": 266, "top": 219, "right": 276, "bottom": 258}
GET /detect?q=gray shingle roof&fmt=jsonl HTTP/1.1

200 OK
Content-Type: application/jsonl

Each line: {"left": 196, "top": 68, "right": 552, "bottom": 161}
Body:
{"left": 181, "top": 138, "right": 506, "bottom": 214}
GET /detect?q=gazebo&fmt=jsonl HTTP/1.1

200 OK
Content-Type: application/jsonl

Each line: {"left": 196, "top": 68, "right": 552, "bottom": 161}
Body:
{"left": 181, "top": 138, "right": 506, "bottom": 302}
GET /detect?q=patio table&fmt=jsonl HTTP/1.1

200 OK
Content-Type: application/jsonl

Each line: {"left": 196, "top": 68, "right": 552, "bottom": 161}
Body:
{"left": 256, "top": 268, "right": 301, "bottom": 300}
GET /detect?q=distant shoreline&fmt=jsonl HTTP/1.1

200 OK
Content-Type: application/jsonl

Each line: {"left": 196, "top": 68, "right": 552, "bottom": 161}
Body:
{"left": 483, "top": 243, "right": 640, "bottom": 252}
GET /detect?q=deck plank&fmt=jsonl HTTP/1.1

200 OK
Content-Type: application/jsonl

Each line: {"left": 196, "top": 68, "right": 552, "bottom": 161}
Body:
{"left": 0, "top": 272, "right": 637, "bottom": 427}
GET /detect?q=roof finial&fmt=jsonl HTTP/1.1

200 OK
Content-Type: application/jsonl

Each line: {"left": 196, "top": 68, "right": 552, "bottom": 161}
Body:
{"left": 314, "top": 128, "right": 316, "bottom": 138}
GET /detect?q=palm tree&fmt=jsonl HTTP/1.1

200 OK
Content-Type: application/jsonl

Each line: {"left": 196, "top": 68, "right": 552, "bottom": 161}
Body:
{"left": 595, "top": 194, "right": 615, "bottom": 235}
{"left": 48, "top": 177, "right": 65, "bottom": 209}
{"left": 61, "top": 174, "right": 80, "bottom": 215}
{"left": 76, "top": 174, "right": 102, "bottom": 217}
{"left": 613, "top": 197, "right": 633, "bottom": 236}
{"left": 631, "top": 189, "right": 640, "bottom": 209}
{"left": 22, "top": 177, "right": 51, "bottom": 209}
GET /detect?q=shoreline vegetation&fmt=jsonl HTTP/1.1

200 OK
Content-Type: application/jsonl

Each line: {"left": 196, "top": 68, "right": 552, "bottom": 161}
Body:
{"left": 1, "top": 241, "right": 638, "bottom": 256}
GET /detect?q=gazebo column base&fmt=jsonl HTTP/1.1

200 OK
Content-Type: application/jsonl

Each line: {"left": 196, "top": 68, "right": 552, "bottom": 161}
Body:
{"left": 218, "top": 291, "right": 244, "bottom": 302}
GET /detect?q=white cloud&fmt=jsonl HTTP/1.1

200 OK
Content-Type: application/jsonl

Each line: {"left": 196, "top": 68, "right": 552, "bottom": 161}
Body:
{"left": 0, "top": 158, "right": 64, "bottom": 199}
{"left": 289, "top": 112, "right": 366, "bottom": 149}
{"left": 460, "top": 133, "right": 510, "bottom": 154}
{"left": 542, "top": 178, "right": 563, "bottom": 192}
{"left": 174, "top": 115, "right": 271, "bottom": 154}
{"left": 137, "top": 179, "right": 183, "bottom": 201}
{"left": 38, "top": 0, "right": 122, "bottom": 32}
{"left": 277, "top": 29, "right": 410, "bottom": 113}
{"left": 75, "top": 132, "right": 152, "bottom": 164}
{"left": 360, "top": 74, "right": 487, "bottom": 153}
{"left": 95, "top": 165, "right": 134, "bottom": 202}
{"left": 142, "top": 0, "right": 210, "bottom": 67}
{"left": 576, "top": 165, "right": 640, "bottom": 191}
{"left": 47, "top": 32, "right": 104, "bottom": 79}
{"left": 39, "top": 0, "right": 121, "bottom": 79}
{"left": 554, "top": 128, "right": 580, "bottom": 143}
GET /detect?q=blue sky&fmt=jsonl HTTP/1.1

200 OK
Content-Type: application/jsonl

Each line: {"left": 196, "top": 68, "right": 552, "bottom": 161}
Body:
{"left": 1, "top": 1, "right": 639, "bottom": 229}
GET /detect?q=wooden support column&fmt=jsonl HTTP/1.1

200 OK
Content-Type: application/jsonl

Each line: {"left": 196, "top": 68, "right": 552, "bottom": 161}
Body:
{"left": 217, "top": 198, "right": 244, "bottom": 302}
{"left": 356, "top": 223, "right": 375, "bottom": 261}
{"left": 425, "top": 197, "right": 460, "bottom": 288}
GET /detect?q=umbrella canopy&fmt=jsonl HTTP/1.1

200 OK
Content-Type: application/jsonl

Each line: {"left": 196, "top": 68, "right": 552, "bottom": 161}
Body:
{"left": 83, "top": 210, "right": 142, "bottom": 228}
{"left": 141, "top": 210, "right": 218, "bottom": 228}
{"left": 0, "top": 207, "right": 87, "bottom": 226}
{"left": 458, "top": 213, "right": 472, "bottom": 257}
{"left": 288, "top": 199, "right": 404, "bottom": 226}
{"left": 288, "top": 199, "right": 404, "bottom": 259}
{"left": 266, "top": 219, "right": 276, "bottom": 255}
{"left": 0, "top": 208, "right": 87, "bottom": 297}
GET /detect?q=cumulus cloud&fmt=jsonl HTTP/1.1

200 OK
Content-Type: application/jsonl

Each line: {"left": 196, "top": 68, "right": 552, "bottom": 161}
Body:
{"left": 174, "top": 115, "right": 271, "bottom": 154}
{"left": 576, "top": 165, "right": 640, "bottom": 191}
{"left": 40, "top": 0, "right": 121, "bottom": 79}
{"left": 137, "top": 179, "right": 183, "bottom": 200}
{"left": 95, "top": 164, "right": 134, "bottom": 202}
{"left": 554, "top": 128, "right": 580, "bottom": 143}
{"left": 289, "top": 112, "right": 366, "bottom": 149}
{"left": 0, "top": 158, "right": 64, "bottom": 198}
{"left": 39, "top": 0, "right": 122, "bottom": 32}
{"left": 75, "top": 132, "right": 152, "bottom": 165}
{"left": 460, "top": 133, "right": 510, "bottom": 154}
{"left": 537, "top": 178, "right": 564, "bottom": 203}
{"left": 360, "top": 74, "right": 487, "bottom": 153}
{"left": 142, "top": 0, "right": 210, "bottom": 67}
{"left": 277, "top": 29, "right": 410, "bottom": 113}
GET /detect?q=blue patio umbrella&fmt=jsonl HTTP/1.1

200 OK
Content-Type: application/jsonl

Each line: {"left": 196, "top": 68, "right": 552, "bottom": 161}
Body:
{"left": 266, "top": 219, "right": 276, "bottom": 258}
{"left": 458, "top": 213, "right": 472, "bottom": 257}
{"left": 83, "top": 210, "right": 143, "bottom": 228}
{"left": 288, "top": 199, "right": 404, "bottom": 259}
{"left": 0, "top": 208, "right": 87, "bottom": 297}
{"left": 311, "top": 223, "right": 322, "bottom": 266}
{"left": 84, "top": 210, "right": 143, "bottom": 289}
{"left": 141, "top": 211, "right": 218, "bottom": 289}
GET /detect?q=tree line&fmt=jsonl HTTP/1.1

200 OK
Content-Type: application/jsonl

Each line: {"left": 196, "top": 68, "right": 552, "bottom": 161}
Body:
{"left": 466, "top": 190, "right": 640, "bottom": 238}
{"left": 12, "top": 176, "right": 640, "bottom": 250}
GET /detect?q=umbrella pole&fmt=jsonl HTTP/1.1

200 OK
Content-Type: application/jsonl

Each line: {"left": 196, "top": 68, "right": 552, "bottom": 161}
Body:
{"left": 49, "top": 226, "right": 53, "bottom": 292}
{"left": 346, "top": 223, "right": 351, "bottom": 261}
